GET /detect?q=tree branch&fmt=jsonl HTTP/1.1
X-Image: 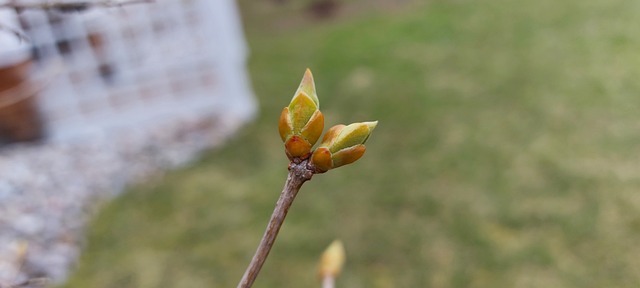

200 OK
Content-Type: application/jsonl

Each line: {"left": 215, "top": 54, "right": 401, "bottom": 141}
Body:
{"left": 237, "top": 160, "right": 314, "bottom": 288}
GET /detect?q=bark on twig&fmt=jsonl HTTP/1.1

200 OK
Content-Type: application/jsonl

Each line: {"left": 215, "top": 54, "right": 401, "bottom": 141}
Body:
{"left": 237, "top": 161, "right": 314, "bottom": 288}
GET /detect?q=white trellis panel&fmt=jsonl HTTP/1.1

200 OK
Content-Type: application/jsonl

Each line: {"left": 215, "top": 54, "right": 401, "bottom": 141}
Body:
{"left": 18, "top": 0, "right": 256, "bottom": 142}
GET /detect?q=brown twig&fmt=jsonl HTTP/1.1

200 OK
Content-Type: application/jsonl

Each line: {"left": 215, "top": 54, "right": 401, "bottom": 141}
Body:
{"left": 237, "top": 160, "right": 314, "bottom": 288}
{"left": 0, "top": 0, "right": 153, "bottom": 11}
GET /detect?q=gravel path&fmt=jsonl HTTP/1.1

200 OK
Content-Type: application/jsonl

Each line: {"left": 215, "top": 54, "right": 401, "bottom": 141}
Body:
{"left": 0, "top": 114, "right": 247, "bottom": 286}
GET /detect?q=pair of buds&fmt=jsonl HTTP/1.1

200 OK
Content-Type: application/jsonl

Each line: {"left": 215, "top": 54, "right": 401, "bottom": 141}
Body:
{"left": 279, "top": 69, "right": 377, "bottom": 173}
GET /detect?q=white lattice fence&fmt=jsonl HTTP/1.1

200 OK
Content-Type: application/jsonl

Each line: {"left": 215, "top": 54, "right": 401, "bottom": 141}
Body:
{"left": 17, "top": 0, "right": 255, "bottom": 141}
{"left": 0, "top": 1, "right": 257, "bottom": 284}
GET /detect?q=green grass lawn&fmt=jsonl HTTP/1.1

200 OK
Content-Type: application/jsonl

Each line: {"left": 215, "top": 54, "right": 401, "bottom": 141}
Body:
{"left": 63, "top": 0, "right": 640, "bottom": 287}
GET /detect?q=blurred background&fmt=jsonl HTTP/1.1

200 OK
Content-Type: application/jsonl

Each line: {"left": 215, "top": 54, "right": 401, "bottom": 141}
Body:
{"left": 2, "top": 0, "right": 640, "bottom": 287}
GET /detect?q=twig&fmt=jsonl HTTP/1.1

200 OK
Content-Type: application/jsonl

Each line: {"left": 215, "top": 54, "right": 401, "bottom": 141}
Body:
{"left": 0, "top": 0, "right": 153, "bottom": 11}
{"left": 237, "top": 160, "right": 314, "bottom": 288}
{"left": 238, "top": 68, "right": 375, "bottom": 287}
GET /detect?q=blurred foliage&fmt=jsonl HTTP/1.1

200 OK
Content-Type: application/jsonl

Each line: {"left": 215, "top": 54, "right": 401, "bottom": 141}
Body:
{"left": 63, "top": 0, "right": 640, "bottom": 287}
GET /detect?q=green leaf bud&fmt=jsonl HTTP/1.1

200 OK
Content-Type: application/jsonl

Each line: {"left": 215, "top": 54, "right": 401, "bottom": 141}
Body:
{"left": 279, "top": 69, "right": 325, "bottom": 160}
{"left": 311, "top": 121, "right": 377, "bottom": 172}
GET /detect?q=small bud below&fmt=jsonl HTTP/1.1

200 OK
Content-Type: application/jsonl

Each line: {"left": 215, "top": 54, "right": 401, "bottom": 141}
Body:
{"left": 319, "top": 240, "right": 346, "bottom": 278}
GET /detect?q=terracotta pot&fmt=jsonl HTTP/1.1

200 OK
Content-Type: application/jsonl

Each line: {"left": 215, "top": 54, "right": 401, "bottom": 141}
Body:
{"left": 0, "top": 59, "right": 44, "bottom": 144}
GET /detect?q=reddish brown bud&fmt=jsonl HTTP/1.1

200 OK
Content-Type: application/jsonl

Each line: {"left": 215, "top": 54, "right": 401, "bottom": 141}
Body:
{"left": 310, "top": 147, "right": 332, "bottom": 173}
{"left": 284, "top": 135, "right": 312, "bottom": 159}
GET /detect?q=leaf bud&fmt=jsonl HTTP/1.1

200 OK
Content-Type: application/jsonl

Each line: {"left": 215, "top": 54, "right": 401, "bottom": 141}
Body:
{"left": 279, "top": 69, "right": 324, "bottom": 160}
{"left": 311, "top": 121, "right": 377, "bottom": 172}
{"left": 318, "top": 240, "right": 346, "bottom": 278}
